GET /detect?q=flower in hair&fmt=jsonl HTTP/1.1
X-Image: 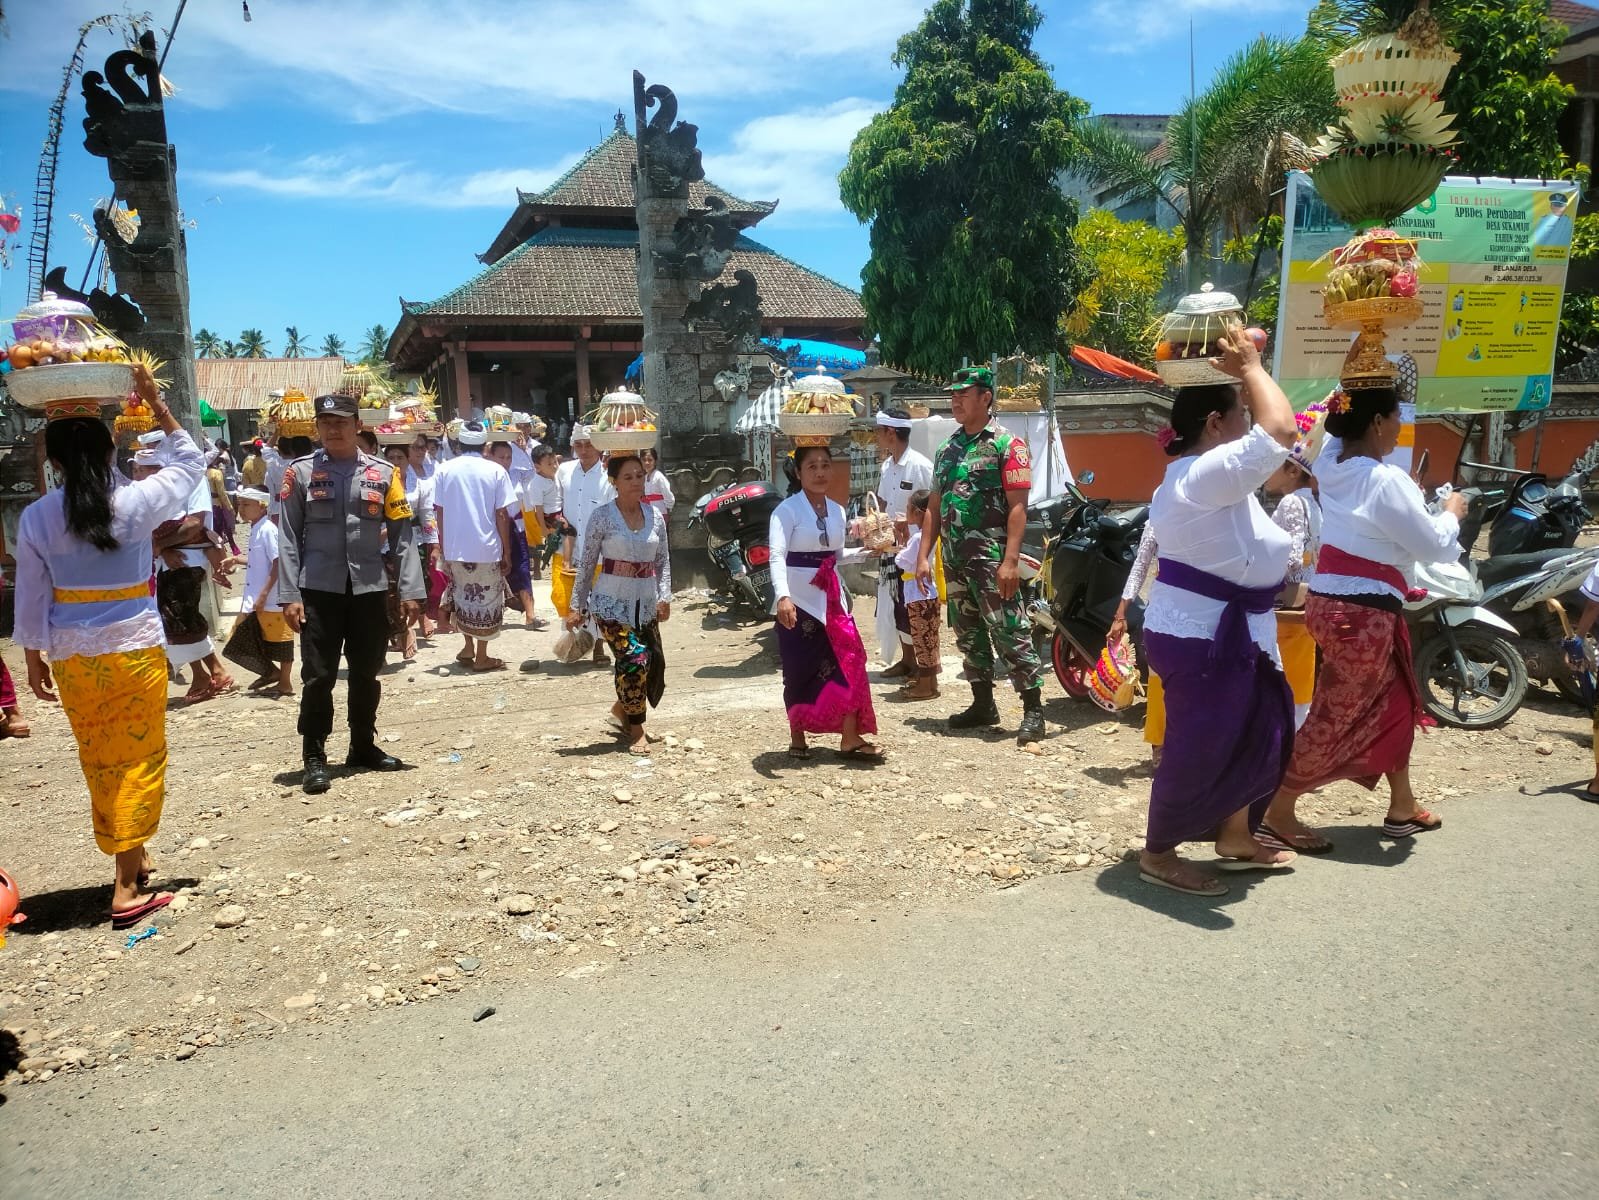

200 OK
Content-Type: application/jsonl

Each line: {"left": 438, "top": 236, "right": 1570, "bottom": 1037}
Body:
{"left": 1326, "top": 389, "right": 1351, "bottom": 415}
{"left": 1156, "top": 426, "right": 1178, "bottom": 449}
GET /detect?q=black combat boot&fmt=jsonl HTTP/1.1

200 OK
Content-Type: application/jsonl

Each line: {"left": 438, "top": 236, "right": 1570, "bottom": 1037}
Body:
{"left": 302, "top": 736, "right": 331, "bottom": 795}
{"left": 1017, "top": 686, "right": 1046, "bottom": 746}
{"left": 948, "top": 682, "right": 1000, "bottom": 730}
{"left": 345, "top": 737, "right": 403, "bottom": 772}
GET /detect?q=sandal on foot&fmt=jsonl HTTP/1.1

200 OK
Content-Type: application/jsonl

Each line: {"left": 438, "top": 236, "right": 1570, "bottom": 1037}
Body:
{"left": 110, "top": 893, "right": 172, "bottom": 930}
{"left": 1257, "top": 821, "right": 1334, "bottom": 855}
{"left": 786, "top": 744, "right": 813, "bottom": 760}
{"left": 1382, "top": 810, "right": 1442, "bottom": 838}
{"left": 470, "top": 658, "right": 507, "bottom": 673}
{"left": 837, "top": 743, "right": 885, "bottom": 762}
{"left": 1215, "top": 848, "right": 1297, "bottom": 872}
{"left": 1139, "top": 867, "right": 1228, "bottom": 897}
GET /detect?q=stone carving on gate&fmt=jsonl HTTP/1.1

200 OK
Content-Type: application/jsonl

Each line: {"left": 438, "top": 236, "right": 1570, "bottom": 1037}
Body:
{"left": 632, "top": 71, "right": 704, "bottom": 198}
{"left": 684, "top": 269, "right": 764, "bottom": 347}
{"left": 655, "top": 195, "right": 740, "bottom": 280}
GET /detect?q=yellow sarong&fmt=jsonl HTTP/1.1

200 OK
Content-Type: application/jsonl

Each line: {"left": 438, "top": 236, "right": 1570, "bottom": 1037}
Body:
{"left": 54, "top": 645, "right": 168, "bottom": 855}
{"left": 1277, "top": 615, "right": 1317, "bottom": 706}
{"left": 550, "top": 551, "right": 575, "bottom": 618}
{"left": 1143, "top": 671, "right": 1165, "bottom": 747}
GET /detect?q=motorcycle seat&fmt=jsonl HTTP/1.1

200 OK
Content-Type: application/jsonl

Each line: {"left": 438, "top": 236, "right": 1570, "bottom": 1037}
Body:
{"left": 1475, "top": 547, "right": 1589, "bottom": 586}
{"left": 1096, "top": 506, "right": 1148, "bottom": 539}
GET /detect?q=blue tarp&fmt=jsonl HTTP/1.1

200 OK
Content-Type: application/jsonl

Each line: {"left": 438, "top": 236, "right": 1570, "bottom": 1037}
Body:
{"left": 624, "top": 338, "right": 865, "bottom": 380}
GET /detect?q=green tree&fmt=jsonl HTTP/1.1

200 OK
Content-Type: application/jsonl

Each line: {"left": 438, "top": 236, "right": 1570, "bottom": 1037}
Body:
{"left": 1062, "top": 211, "right": 1184, "bottom": 364}
{"left": 283, "top": 325, "right": 307, "bottom": 358}
{"left": 1311, "top": 1, "right": 1575, "bottom": 178}
{"left": 221, "top": 339, "right": 240, "bottom": 358}
{"left": 320, "top": 333, "right": 346, "bottom": 358}
{"left": 359, "top": 324, "right": 390, "bottom": 364}
{"left": 237, "top": 328, "right": 269, "bottom": 358}
{"left": 839, "top": 0, "right": 1087, "bottom": 375}
{"left": 193, "top": 327, "right": 222, "bottom": 358}
{"left": 1076, "top": 35, "right": 1339, "bottom": 289}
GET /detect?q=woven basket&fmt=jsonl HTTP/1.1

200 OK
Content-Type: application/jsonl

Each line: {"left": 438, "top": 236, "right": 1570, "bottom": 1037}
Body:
{"left": 858, "top": 493, "right": 897, "bottom": 554}
{"left": 778, "top": 411, "right": 851, "bottom": 439}
{"left": 589, "top": 428, "right": 659, "bottom": 452}
{"left": 1088, "top": 635, "right": 1143, "bottom": 713}
{"left": 1154, "top": 358, "right": 1232, "bottom": 389}
{"left": 359, "top": 408, "right": 386, "bottom": 428}
{"left": 1323, "top": 295, "right": 1424, "bottom": 331}
{"left": 375, "top": 429, "right": 420, "bottom": 446}
{"left": 5, "top": 362, "right": 135, "bottom": 410}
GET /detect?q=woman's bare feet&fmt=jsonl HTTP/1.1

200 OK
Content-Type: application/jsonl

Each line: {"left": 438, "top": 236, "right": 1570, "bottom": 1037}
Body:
{"left": 0, "top": 709, "right": 29, "bottom": 738}
{"left": 625, "top": 723, "right": 649, "bottom": 754}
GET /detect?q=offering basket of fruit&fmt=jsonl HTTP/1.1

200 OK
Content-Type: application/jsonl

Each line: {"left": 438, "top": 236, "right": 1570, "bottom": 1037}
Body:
{"left": 4, "top": 297, "right": 139, "bottom": 415}
{"left": 778, "top": 372, "right": 855, "bottom": 444}
{"left": 1152, "top": 284, "right": 1244, "bottom": 387}
{"left": 1322, "top": 229, "right": 1424, "bottom": 329}
{"left": 485, "top": 405, "right": 518, "bottom": 443}
{"left": 994, "top": 354, "right": 1048, "bottom": 412}
{"left": 585, "top": 388, "right": 659, "bottom": 452}
{"left": 273, "top": 388, "right": 317, "bottom": 439}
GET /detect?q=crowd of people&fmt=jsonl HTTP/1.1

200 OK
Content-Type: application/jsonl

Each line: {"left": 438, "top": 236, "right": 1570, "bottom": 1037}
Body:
{"left": 3, "top": 326, "right": 1528, "bottom": 923}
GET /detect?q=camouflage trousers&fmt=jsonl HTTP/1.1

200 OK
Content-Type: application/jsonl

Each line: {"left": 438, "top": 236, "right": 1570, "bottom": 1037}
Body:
{"left": 947, "top": 553, "right": 1043, "bottom": 692}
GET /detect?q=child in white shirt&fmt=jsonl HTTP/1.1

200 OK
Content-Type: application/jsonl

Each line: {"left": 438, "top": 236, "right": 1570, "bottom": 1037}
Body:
{"left": 894, "top": 489, "right": 941, "bottom": 700}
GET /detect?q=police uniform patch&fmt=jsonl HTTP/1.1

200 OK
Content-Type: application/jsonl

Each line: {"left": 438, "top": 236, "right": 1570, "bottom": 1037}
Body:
{"left": 278, "top": 472, "right": 294, "bottom": 500}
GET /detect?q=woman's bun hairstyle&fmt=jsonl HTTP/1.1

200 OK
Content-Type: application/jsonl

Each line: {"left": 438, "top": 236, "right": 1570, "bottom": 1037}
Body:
{"left": 1162, "top": 384, "right": 1238, "bottom": 457}
{"left": 1324, "top": 385, "right": 1398, "bottom": 440}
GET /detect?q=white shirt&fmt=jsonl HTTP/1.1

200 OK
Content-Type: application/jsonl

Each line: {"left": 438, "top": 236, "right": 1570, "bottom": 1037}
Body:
{"left": 263, "top": 446, "right": 288, "bottom": 519}
{"left": 432, "top": 452, "right": 516, "bottom": 564}
{"left": 165, "top": 476, "right": 215, "bottom": 570}
{"left": 403, "top": 467, "right": 437, "bottom": 544}
{"left": 534, "top": 473, "right": 563, "bottom": 516}
{"left": 1312, "top": 438, "right": 1461, "bottom": 602}
{"left": 768, "top": 492, "right": 864, "bottom": 623}
{"left": 509, "top": 440, "right": 537, "bottom": 491}
{"left": 557, "top": 458, "right": 614, "bottom": 561}
{"left": 1145, "top": 425, "right": 1293, "bottom": 654}
{"left": 643, "top": 469, "right": 676, "bottom": 521}
{"left": 13, "top": 430, "right": 206, "bottom": 660}
{"left": 895, "top": 527, "right": 936, "bottom": 603}
{"left": 242, "top": 517, "right": 283, "bottom": 613}
{"left": 878, "top": 446, "right": 934, "bottom": 521}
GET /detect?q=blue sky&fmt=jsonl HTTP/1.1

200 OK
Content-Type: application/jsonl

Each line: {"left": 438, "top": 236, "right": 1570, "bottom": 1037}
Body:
{"left": 0, "top": 0, "right": 1314, "bottom": 356}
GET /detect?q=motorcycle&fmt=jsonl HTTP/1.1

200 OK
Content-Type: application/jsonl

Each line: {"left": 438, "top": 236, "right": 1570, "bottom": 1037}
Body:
{"left": 1477, "top": 545, "right": 1599, "bottom": 708}
{"left": 1024, "top": 472, "right": 1150, "bottom": 698}
{"left": 1486, "top": 469, "right": 1589, "bottom": 556}
{"left": 689, "top": 480, "right": 783, "bottom": 613}
{"left": 1406, "top": 555, "right": 1527, "bottom": 729}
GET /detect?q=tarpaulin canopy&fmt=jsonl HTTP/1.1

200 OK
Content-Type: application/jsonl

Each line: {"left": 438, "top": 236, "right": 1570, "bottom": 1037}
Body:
{"left": 1069, "top": 345, "right": 1161, "bottom": 384}
{"left": 625, "top": 339, "right": 866, "bottom": 381}
{"left": 199, "top": 398, "right": 222, "bottom": 425}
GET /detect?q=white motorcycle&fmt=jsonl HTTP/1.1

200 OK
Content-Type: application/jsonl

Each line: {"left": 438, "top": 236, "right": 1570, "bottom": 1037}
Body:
{"left": 1406, "top": 557, "right": 1527, "bottom": 729}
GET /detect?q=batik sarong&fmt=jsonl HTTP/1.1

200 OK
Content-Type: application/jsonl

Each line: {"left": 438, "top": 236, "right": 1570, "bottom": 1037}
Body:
{"left": 446, "top": 560, "right": 505, "bottom": 640}
{"left": 598, "top": 619, "right": 660, "bottom": 721}
{"left": 1281, "top": 593, "right": 1419, "bottom": 794}
{"left": 1144, "top": 559, "right": 1293, "bottom": 854}
{"left": 505, "top": 521, "right": 532, "bottom": 598}
{"left": 776, "top": 551, "right": 877, "bottom": 738}
{"left": 156, "top": 565, "right": 213, "bottom": 667}
{"left": 54, "top": 645, "right": 168, "bottom": 854}
{"left": 906, "top": 596, "right": 942, "bottom": 672}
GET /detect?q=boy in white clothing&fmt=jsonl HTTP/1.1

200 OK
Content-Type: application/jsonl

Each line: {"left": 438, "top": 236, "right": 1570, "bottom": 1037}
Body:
{"left": 895, "top": 489, "right": 941, "bottom": 700}
{"left": 234, "top": 488, "right": 294, "bottom": 696}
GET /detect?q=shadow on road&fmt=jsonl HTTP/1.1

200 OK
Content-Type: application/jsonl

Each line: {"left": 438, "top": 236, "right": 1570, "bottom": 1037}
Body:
{"left": 750, "top": 748, "right": 816, "bottom": 779}
{"left": 271, "top": 761, "right": 418, "bottom": 788}
{"left": 1092, "top": 859, "right": 1296, "bottom": 930}
{"left": 1083, "top": 762, "right": 1152, "bottom": 788}
{"left": 12, "top": 877, "right": 201, "bottom": 935}
{"left": 1309, "top": 824, "right": 1416, "bottom": 868}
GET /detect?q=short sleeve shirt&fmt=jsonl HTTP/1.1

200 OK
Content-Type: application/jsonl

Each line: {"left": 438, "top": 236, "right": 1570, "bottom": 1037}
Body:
{"left": 933, "top": 421, "right": 1032, "bottom": 554}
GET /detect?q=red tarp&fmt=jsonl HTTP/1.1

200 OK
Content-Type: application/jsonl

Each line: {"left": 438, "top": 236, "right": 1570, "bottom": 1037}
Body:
{"left": 1070, "top": 345, "right": 1161, "bottom": 384}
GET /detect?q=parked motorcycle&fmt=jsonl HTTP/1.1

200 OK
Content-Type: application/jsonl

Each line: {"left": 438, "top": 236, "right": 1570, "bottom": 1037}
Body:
{"left": 1023, "top": 472, "right": 1150, "bottom": 698}
{"left": 1486, "top": 469, "right": 1589, "bottom": 556}
{"left": 1406, "top": 555, "right": 1527, "bottom": 729}
{"left": 1478, "top": 545, "right": 1599, "bottom": 707}
{"left": 689, "top": 480, "right": 783, "bottom": 613}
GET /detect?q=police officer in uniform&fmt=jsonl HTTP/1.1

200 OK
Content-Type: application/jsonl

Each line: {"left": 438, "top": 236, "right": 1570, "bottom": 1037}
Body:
{"left": 278, "top": 393, "right": 424, "bottom": 793}
{"left": 915, "top": 365, "right": 1046, "bottom": 745}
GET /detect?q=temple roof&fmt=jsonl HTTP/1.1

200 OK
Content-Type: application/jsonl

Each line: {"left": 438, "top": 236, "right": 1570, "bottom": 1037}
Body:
{"left": 1553, "top": 0, "right": 1599, "bottom": 31}
{"left": 196, "top": 356, "right": 347, "bottom": 411}
{"left": 478, "top": 127, "right": 777, "bottom": 264}
{"left": 403, "top": 227, "right": 863, "bottom": 324}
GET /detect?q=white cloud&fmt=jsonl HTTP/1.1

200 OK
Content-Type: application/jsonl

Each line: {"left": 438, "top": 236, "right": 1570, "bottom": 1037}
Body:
{"left": 1, "top": 0, "right": 923, "bottom": 117}
{"left": 1068, "top": 0, "right": 1306, "bottom": 56}
{"left": 703, "top": 99, "right": 882, "bottom": 219}
{"left": 188, "top": 152, "right": 583, "bottom": 209}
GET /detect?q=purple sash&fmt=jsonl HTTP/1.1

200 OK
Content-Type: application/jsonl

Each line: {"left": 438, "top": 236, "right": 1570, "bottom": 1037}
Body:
{"left": 1156, "top": 557, "right": 1281, "bottom": 666}
{"left": 787, "top": 550, "right": 835, "bottom": 569}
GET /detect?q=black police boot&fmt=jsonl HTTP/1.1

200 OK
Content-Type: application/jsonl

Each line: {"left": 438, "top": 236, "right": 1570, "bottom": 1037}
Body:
{"left": 345, "top": 739, "right": 404, "bottom": 772}
{"left": 302, "top": 736, "right": 331, "bottom": 795}
{"left": 948, "top": 682, "right": 1000, "bottom": 730}
{"left": 1017, "top": 687, "right": 1046, "bottom": 746}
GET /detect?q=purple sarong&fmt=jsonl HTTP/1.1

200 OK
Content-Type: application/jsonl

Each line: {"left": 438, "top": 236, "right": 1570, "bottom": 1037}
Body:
{"left": 1144, "top": 559, "right": 1293, "bottom": 854}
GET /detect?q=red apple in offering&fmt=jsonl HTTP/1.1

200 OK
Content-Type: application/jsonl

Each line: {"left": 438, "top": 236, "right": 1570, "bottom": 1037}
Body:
{"left": 1245, "top": 327, "right": 1269, "bottom": 351}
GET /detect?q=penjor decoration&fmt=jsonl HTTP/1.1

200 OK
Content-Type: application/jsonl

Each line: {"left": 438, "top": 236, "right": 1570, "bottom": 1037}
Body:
{"left": 1309, "top": 1, "right": 1459, "bottom": 389}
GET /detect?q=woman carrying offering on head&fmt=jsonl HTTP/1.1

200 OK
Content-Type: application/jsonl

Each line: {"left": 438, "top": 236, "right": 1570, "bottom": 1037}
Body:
{"left": 769, "top": 444, "right": 882, "bottom": 762}
{"left": 1139, "top": 326, "right": 1301, "bottom": 896}
{"left": 567, "top": 454, "right": 671, "bottom": 755}
{"left": 1263, "top": 381, "right": 1466, "bottom": 852}
{"left": 12, "top": 366, "right": 204, "bottom": 928}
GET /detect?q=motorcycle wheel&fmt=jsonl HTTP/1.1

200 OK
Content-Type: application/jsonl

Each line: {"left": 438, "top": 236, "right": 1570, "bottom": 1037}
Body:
{"left": 1414, "top": 628, "right": 1528, "bottom": 730}
{"left": 1051, "top": 629, "right": 1092, "bottom": 699}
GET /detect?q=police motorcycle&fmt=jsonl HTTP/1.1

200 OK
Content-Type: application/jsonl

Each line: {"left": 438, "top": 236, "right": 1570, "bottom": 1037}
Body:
{"left": 1020, "top": 471, "right": 1150, "bottom": 698}
{"left": 688, "top": 480, "right": 783, "bottom": 613}
{"left": 1404, "top": 485, "right": 1527, "bottom": 729}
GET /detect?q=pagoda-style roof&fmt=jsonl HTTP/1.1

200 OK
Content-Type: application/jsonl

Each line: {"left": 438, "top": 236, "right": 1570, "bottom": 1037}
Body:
{"left": 403, "top": 226, "right": 862, "bottom": 322}
{"left": 477, "top": 126, "right": 777, "bottom": 265}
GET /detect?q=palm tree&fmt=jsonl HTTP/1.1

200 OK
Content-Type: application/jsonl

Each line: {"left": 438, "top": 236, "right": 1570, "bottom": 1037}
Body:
{"left": 320, "top": 333, "right": 346, "bottom": 359}
{"left": 222, "top": 340, "right": 241, "bottom": 358}
{"left": 1075, "top": 36, "right": 1338, "bottom": 288}
{"left": 359, "top": 323, "right": 390, "bottom": 365}
{"left": 283, "top": 325, "right": 307, "bottom": 358}
{"left": 194, "top": 328, "right": 223, "bottom": 358}
{"left": 237, "top": 328, "right": 269, "bottom": 358}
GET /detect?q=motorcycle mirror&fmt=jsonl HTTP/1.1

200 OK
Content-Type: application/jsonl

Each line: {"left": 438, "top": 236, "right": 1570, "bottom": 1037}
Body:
{"left": 1079, "top": 470, "right": 1095, "bottom": 485}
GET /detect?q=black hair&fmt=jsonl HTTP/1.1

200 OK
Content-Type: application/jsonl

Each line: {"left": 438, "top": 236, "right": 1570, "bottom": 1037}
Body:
{"left": 531, "top": 444, "right": 560, "bottom": 466}
{"left": 907, "top": 487, "right": 931, "bottom": 516}
{"left": 1324, "top": 386, "right": 1398, "bottom": 441}
{"left": 1163, "top": 384, "right": 1239, "bottom": 457}
{"left": 880, "top": 408, "right": 912, "bottom": 443}
{"left": 45, "top": 417, "right": 119, "bottom": 551}
{"left": 793, "top": 443, "right": 833, "bottom": 469}
{"left": 356, "top": 429, "right": 379, "bottom": 451}
{"left": 383, "top": 443, "right": 409, "bottom": 463}
{"left": 605, "top": 453, "right": 642, "bottom": 480}
{"left": 278, "top": 435, "right": 313, "bottom": 459}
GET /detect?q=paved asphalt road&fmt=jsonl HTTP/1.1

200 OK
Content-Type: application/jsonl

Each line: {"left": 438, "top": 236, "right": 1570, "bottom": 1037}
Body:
{"left": 5, "top": 787, "right": 1596, "bottom": 1199}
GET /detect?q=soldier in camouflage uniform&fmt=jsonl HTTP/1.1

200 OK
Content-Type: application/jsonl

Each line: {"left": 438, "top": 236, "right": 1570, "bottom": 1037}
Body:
{"left": 915, "top": 366, "right": 1046, "bottom": 744}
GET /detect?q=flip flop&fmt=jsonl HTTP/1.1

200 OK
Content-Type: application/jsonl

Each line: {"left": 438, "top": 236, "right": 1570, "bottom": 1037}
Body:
{"left": 837, "top": 743, "right": 885, "bottom": 763}
{"left": 471, "top": 658, "right": 507, "bottom": 673}
{"left": 1382, "top": 810, "right": 1443, "bottom": 838}
{"left": 1139, "top": 869, "right": 1228, "bottom": 897}
{"left": 1215, "top": 849, "right": 1298, "bottom": 872}
{"left": 1257, "top": 821, "right": 1334, "bottom": 855}
{"left": 786, "top": 745, "right": 813, "bottom": 760}
{"left": 110, "top": 892, "right": 172, "bottom": 930}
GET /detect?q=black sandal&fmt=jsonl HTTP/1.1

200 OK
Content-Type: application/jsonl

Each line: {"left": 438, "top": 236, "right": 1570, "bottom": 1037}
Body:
{"left": 786, "top": 744, "right": 812, "bottom": 760}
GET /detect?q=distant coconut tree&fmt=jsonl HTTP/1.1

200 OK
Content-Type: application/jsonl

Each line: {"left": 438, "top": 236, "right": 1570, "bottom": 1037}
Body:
{"left": 194, "top": 327, "right": 223, "bottom": 357}
{"left": 359, "top": 324, "right": 389, "bottom": 364}
{"left": 320, "top": 333, "right": 346, "bottom": 358}
{"left": 237, "top": 328, "right": 269, "bottom": 358}
{"left": 283, "top": 325, "right": 308, "bottom": 358}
